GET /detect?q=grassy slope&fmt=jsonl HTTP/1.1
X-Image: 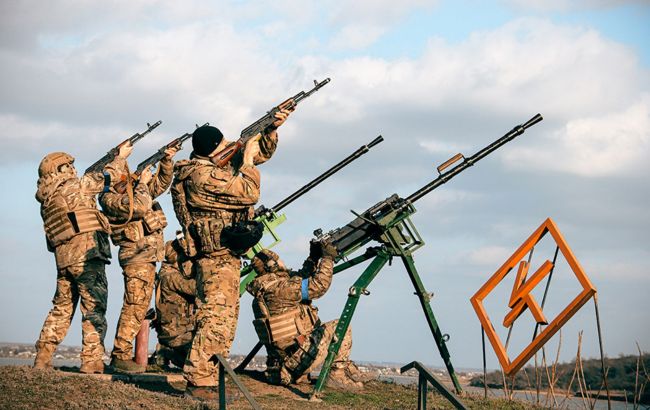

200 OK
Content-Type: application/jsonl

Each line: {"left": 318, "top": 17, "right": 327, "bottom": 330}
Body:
{"left": 0, "top": 366, "right": 540, "bottom": 409}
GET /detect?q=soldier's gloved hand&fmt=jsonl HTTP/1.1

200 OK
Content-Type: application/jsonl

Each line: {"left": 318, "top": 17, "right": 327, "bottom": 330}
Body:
{"left": 118, "top": 142, "right": 134, "bottom": 159}
{"left": 309, "top": 239, "right": 323, "bottom": 261}
{"left": 320, "top": 240, "right": 338, "bottom": 260}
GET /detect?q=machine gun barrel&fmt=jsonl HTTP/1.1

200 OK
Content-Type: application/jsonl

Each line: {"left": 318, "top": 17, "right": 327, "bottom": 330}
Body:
{"left": 317, "top": 114, "right": 543, "bottom": 257}
{"left": 270, "top": 135, "right": 383, "bottom": 213}
{"left": 406, "top": 113, "right": 542, "bottom": 203}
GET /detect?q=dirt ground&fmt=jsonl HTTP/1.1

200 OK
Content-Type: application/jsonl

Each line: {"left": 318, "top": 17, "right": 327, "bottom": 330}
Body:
{"left": 0, "top": 365, "right": 539, "bottom": 409}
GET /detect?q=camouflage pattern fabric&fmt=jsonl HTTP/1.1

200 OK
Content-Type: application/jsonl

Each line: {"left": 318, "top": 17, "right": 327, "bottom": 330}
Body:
{"left": 100, "top": 158, "right": 173, "bottom": 361}
{"left": 247, "top": 256, "right": 354, "bottom": 384}
{"left": 34, "top": 155, "right": 127, "bottom": 365}
{"left": 155, "top": 251, "right": 196, "bottom": 350}
{"left": 183, "top": 253, "right": 241, "bottom": 386}
{"left": 111, "top": 262, "right": 156, "bottom": 360}
{"left": 36, "top": 259, "right": 108, "bottom": 364}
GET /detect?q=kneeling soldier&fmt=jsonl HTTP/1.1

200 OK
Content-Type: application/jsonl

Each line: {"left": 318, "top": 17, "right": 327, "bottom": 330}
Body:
{"left": 150, "top": 235, "right": 196, "bottom": 369}
{"left": 246, "top": 243, "right": 365, "bottom": 388}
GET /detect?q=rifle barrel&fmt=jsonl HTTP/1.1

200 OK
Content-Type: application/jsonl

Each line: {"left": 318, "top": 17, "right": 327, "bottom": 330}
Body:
{"left": 406, "top": 114, "right": 542, "bottom": 204}
{"left": 271, "top": 135, "right": 384, "bottom": 213}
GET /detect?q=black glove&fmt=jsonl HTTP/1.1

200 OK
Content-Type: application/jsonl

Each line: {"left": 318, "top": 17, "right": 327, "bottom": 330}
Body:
{"left": 309, "top": 240, "right": 323, "bottom": 261}
{"left": 320, "top": 240, "right": 338, "bottom": 260}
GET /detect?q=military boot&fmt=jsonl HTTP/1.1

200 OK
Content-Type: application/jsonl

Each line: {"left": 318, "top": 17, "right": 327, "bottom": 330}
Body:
{"left": 328, "top": 366, "right": 364, "bottom": 390}
{"left": 33, "top": 344, "right": 56, "bottom": 369}
{"left": 80, "top": 360, "right": 105, "bottom": 374}
{"left": 110, "top": 357, "right": 146, "bottom": 374}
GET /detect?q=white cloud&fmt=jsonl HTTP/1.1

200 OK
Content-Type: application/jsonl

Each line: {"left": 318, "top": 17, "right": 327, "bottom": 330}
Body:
{"left": 467, "top": 245, "right": 513, "bottom": 266}
{"left": 503, "top": 0, "right": 649, "bottom": 12}
{"left": 504, "top": 95, "right": 650, "bottom": 176}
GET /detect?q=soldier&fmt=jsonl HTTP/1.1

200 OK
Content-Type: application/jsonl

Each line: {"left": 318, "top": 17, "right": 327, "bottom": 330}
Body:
{"left": 34, "top": 144, "right": 132, "bottom": 373}
{"left": 99, "top": 146, "right": 179, "bottom": 373}
{"left": 246, "top": 244, "right": 366, "bottom": 389}
{"left": 150, "top": 235, "right": 196, "bottom": 369}
{"left": 171, "top": 111, "right": 289, "bottom": 400}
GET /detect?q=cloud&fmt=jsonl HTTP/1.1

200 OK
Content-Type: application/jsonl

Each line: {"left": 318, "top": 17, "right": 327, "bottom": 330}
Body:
{"left": 503, "top": 0, "right": 650, "bottom": 12}
{"left": 504, "top": 95, "right": 650, "bottom": 176}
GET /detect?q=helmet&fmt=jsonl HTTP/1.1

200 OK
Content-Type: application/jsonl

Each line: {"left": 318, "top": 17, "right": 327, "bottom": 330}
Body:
{"left": 192, "top": 125, "right": 224, "bottom": 157}
{"left": 251, "top": 249, "right": 281, "bottom": 276}
{"left": 38, "top": 152, "right": 74, "bottom": 178}
{"left": 220, "top": 220, "right": 264, "bottom": 255}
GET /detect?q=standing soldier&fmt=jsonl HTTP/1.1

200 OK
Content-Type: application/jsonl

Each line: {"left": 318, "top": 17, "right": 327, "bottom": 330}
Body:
{"left": 99, "top": 146, "right": 179, "bottom": 373}
{"left": 246, "top": 244, "right": 366, "bottom": 388}
{"left": 150, "top": 235, "right": 196, "bottom": 369}
{"left": 34, "top": 144, "right": 133, "bottom": 373}
{"left": 171, "top": 111, "right": 289, "bottom": 400}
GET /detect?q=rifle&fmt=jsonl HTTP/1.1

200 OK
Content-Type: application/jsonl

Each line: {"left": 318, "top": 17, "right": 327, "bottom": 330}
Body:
{"left": 306, "top": 114, "right": 543, "bottom": 398}
{"left": 85, "top": 121, "right": 162, "bottom": 175}
{"left": 212, "top": 78, "right": 331, "bottom": 167}
{"left": 114, "top": 123, "right": 208, "bottom": 193}
{"left": 238, "top": 135, "right": 384, "bottom": 294}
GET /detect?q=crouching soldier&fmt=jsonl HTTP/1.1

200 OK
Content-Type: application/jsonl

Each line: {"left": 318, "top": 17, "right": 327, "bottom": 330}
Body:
{"left": 34, "top": 144, "right": 132, "bottom": 373}
{"left": 150, "top": 234, "right": 196, "bottom": 369}
{"left": 246, "top": 242, "right": 366, "bottom": 388}
{"left": 99, "top": 146, "right": 179, "bottom": 373}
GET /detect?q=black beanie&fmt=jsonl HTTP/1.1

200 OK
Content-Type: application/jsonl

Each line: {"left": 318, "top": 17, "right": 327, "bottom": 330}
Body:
{"left": 192, "top": 125, "right": 224, "bottom": 156}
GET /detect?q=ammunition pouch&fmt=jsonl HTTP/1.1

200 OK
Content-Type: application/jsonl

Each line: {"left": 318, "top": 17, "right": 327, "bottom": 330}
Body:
{"left": 43, "top": 207, "right": 110, "bottom": 247}
{"left": 110, "top": 220, "right": 145, "bottom": 245}
{"left": 142, "top": 202, "right": 168, "bottom": 234}
{"left": 189, "top": 218, "right": 225, "bottom": 254}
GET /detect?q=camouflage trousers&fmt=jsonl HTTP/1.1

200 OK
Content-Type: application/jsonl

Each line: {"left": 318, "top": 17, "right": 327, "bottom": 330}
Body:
{"left": 269, "top": 320, "right": 353, "bottom": 384}
{"left": 36, "top": 259, "right": 108, "bottom": 364}
{"left": 111, "top": 262, "right": 156, "bottom": 360}
{"left": 184, "top": 253, "right": 240, "bottom": 387}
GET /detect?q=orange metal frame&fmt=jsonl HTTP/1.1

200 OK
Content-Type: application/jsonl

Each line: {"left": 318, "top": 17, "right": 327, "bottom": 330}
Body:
{"left": 470, "top": 218, "right": 597, "bottom": 376}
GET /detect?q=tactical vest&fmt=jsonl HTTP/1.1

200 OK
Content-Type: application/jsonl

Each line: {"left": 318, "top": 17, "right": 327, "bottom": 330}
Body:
{"left": 41, "top": 183, "right": 110, "bottom": 247}
{"left": 252, "top": 279, "right": 320, "bottom": 350}
{"left": 110, "top": 201, "right": 167, "bottom": 245}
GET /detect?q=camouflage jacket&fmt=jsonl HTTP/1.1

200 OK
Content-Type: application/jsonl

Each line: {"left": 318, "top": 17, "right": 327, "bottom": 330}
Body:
{"left": 35, "top": 157, "right": 128, "bottom": 269}
{"left": 155, "top": 250, "right": 196, "bottom": 348}
{"left": 99, "top": 158, "right": 173, "bottom": 266}
{"left": 247, "top": 257, "right": 334, "bottom": 318}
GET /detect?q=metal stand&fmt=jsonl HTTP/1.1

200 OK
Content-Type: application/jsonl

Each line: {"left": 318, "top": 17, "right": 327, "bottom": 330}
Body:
{"left": 210, "top": 354, "right": 261, "bottom": 410}
{"left": 311, "top": 217, "right": 461, "bottom": 399}
{"left": 400, "top": 361, "right": 468, "bottom": 410}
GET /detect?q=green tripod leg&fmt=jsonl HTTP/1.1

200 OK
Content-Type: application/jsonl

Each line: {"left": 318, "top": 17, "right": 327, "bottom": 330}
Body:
{"left": 401, "top": 254, "right": 462, "bottom": 394}
{"left": 311, "top": 250, "right": 391, "bottom": 398}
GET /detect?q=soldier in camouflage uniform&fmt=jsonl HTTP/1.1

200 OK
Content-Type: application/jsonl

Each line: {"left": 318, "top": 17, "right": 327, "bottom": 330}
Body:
{"left": 99, "top": 146, "right": 178, "bottom": 373}
{"left": 150, "top": 235, "right": 196, "bottom": 369}
{"left": 34, "top": 144, "right": 132, "bottom": 374}
{"left": 246, "top": 244, "right": 365, "bottom": 389}
{"left": 171, "top": 111, "right": 289, "bottom": 400}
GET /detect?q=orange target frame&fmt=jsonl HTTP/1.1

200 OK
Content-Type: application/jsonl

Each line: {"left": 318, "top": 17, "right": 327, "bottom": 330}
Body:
{"left": 470, "top": 218, "right": 597, "bottom": 376}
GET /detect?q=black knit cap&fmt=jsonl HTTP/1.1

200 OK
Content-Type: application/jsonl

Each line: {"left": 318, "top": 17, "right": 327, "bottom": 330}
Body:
{"left": 192, "top": 125, "right": 224, "bottom": 156}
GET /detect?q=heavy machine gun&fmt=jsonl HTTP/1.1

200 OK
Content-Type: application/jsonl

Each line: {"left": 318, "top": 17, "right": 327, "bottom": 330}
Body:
{"left": 213, "top": 78, "right": 331, "bottom": 167}
{"left": 238, "top": 135, "right": 384, "bottom": 294}
{"left": 306, "top": 114, "right": 543, "bottom": 398}
{"left": 85, "top": 121, "right": 162, "bottom": 174}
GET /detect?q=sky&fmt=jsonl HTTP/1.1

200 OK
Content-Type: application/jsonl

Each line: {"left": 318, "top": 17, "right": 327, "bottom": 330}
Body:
{"left": 0, "top": 0, "right": 648, "bottom": 372}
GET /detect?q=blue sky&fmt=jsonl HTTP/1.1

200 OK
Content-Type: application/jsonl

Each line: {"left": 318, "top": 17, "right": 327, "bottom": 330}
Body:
{"left": 0, "top": 0, "right": 648, "bottom": 373}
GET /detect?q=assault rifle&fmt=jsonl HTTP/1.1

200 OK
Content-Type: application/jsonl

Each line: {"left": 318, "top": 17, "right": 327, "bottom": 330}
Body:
{"left": 306, "top": 114, "right": 543, "bottom": 399}
{"left": 85, "top": 121, "right": 162, "bottom": 174}
{"left": 212, "top": 78, "right": 331, "bottom": 167}
{"left": 238, "top": 135, "right": 384, "bottom": 294}
{"left": 113, "top": 123, "right": 208, "bottom": 194}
